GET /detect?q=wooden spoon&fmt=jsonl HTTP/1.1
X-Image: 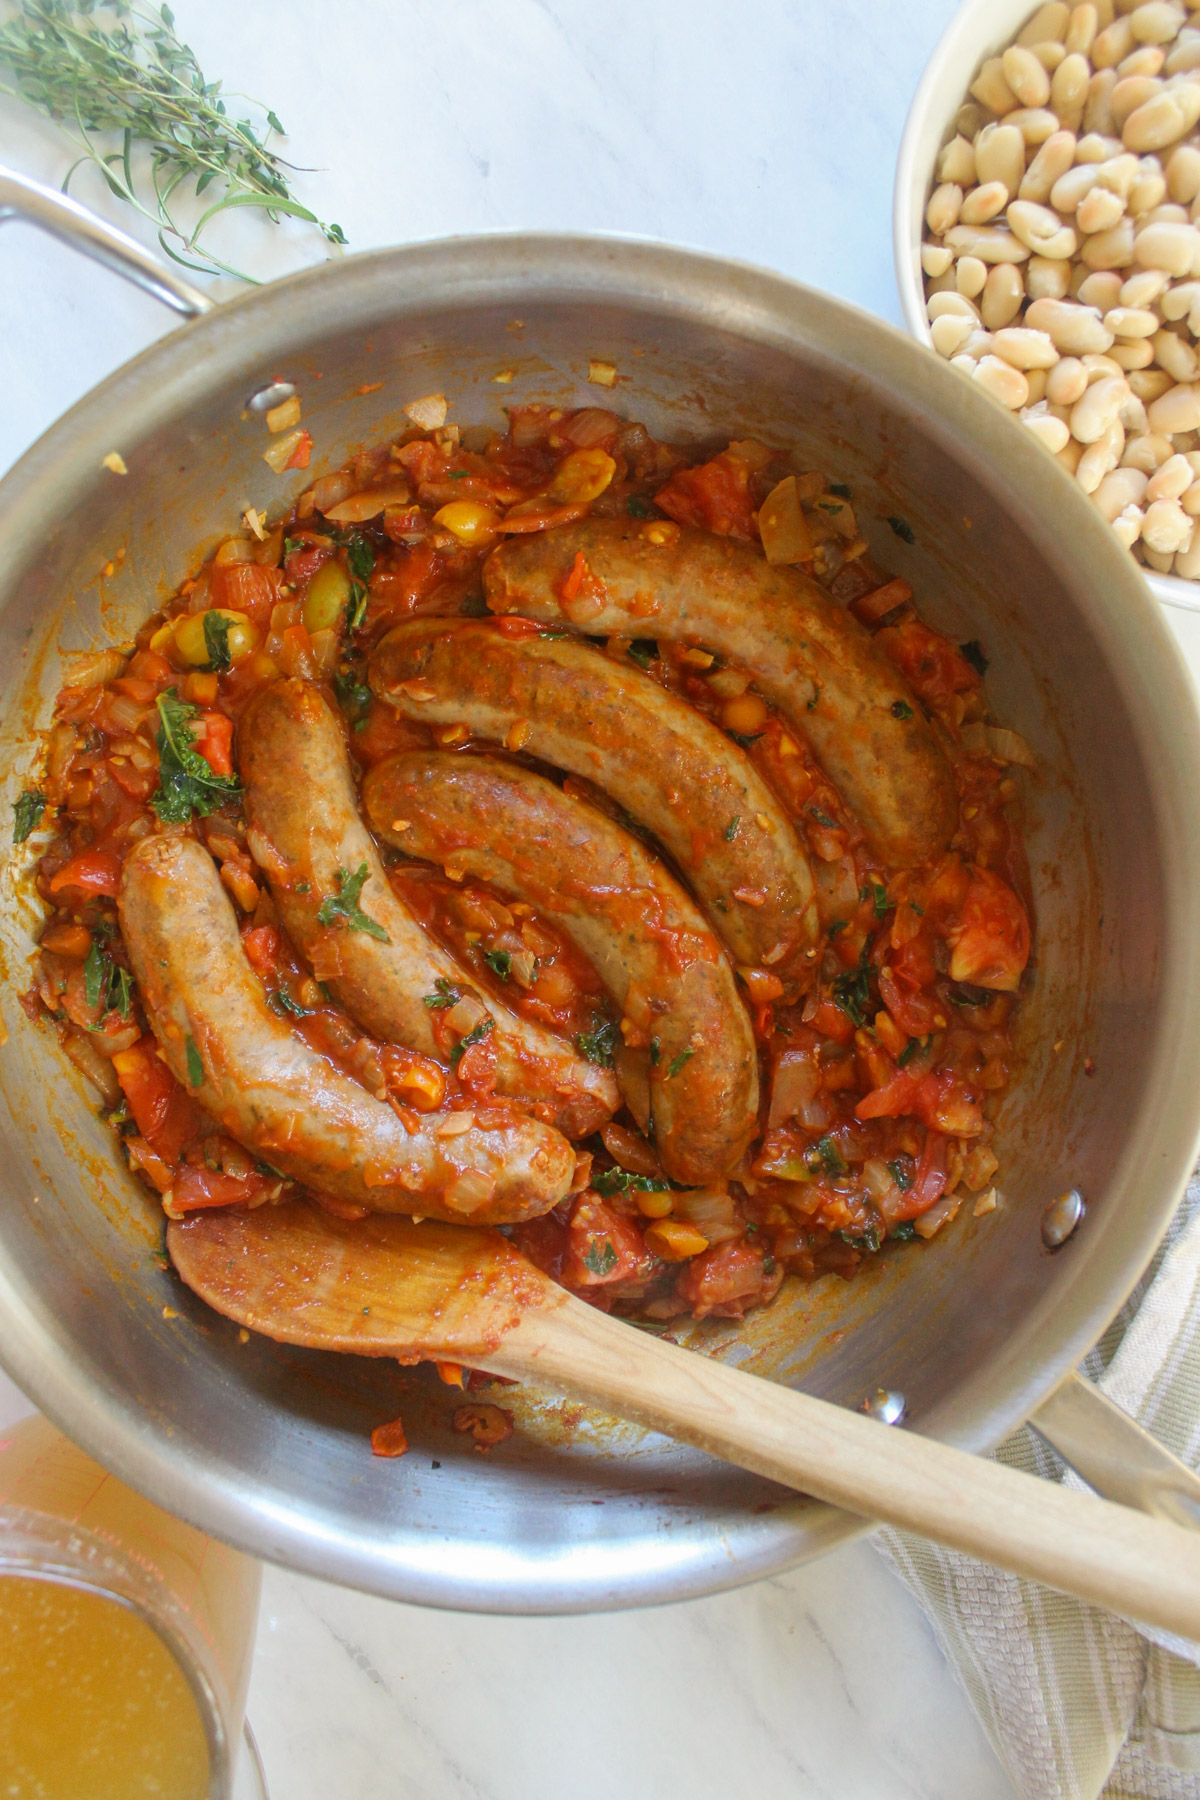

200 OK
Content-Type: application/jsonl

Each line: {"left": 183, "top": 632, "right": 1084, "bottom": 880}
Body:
{"left": 170, "top": 1200, "right": 1200, "bottom": 1638}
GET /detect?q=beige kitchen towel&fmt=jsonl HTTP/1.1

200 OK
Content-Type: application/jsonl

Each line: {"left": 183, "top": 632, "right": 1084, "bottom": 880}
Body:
{"left": 875, "top": 1172, "right": 1200, "bottom": 1800}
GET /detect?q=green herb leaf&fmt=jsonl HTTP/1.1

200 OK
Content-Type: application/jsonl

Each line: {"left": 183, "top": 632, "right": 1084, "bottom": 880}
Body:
{"left": 283, "top": 536, "right": 304, "bottom": 558}
{"left": 832, "top": 941, "right": 873, "bottom": 1028}
{"left": 574, "top": 1019, "right": 620, "bottom": 1068}
{"left": 592, "top": 1168, "right": 670, "bottom": 1198}
{"left": 951, "top": 983, "right": 990, "bottom": 1007}
{"left": 816, "top": 1135, "right": 847, "bottom": 1177}
{"left": 334, "top": 669, "right": 372, "bottom": 718}
{"left": 666, "top": 1046, "right": 695, "bottom": 1079}
{"left": 728, "top": 730, "right": 764, "bottom": 749}
{"left": 896, "top": 1036, "right": 924, "bottom": 1068}
{"left": 345, "top": 582, "right": 369, "bottom": 635}
{"left": 887, "top": 1158, "right": 914, "bottom": 1192}
{"left": 627, "top": 637, "right": 658, "bottom": 669}
{"left": 583, "top": 1239, "right": 618, "bottom": 1276}
{"left": 109, "top": 966, "right": 134, "bottom": 1019}
{"left": 960, "top": 639, "right": 989, "bottom": 676}
{"left": 886, "top": 515, "right": 916, "bottom": 544}
{"left": 185, "top": 1035, "right": 204, "bottom": 1088}
{"left": 807, "top": 685, "right": 820, "bottom": 712}
{"left": 626, "top": 495, "right": 654, "bottom": 518}
{"left": 295, "top": 880, "right": 310, "bottom": 894}
{"left": 423, "top": 977, "right": 461, "bottom": 1009}
{"left": 12, "top": 788, "right": 46, "bottom": 843}
{"left": 346, "top": 534, "right": 375, "bottom": 584}
{"left": 828, "top": 919, "right": 848, "bottom": 937}
{"left": 150, "top": 689, "right": 241, "bottom": 824}
{"left": 449, "top": 1015, "right": 494, "bottom": 1069}
{"left": 860, "top": 878, "right": 889, "bottom": 919}
{"left": 316, "top": 864, "right": 389, "bottom": 941}
{"left": 808, "top": 806, "right": 837, "bottom": 829}
{"left": 890, "top": 1220, "right": 917, "bottom": 1241}
{"left": 649, "top": 1036, "right": 662, "bottom": 1067}
{"left": 724, "top": 815, "right": 740, "bottom": 842}
{"left": 482, "top": 948, "right": 512, "bottom": 981}
{"left": 839, "top": 1224, "right": 880, "bottom": 1252}
{"left": 84, "top": 938, "right": 110, "bottom": 1011}
{"left": 891, "top": 699, "right": 914, "bottom": 721}
{"left": 202, "top": 609, "right": 231, "bottom": 672}
{"left": 267, "top": 988, "right": 310, "bottom": 1019}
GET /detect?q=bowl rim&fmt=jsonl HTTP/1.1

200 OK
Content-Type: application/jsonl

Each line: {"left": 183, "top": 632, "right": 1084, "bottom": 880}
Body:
{"left": 892, "top": 0, "right": 1200, "bottom": 615}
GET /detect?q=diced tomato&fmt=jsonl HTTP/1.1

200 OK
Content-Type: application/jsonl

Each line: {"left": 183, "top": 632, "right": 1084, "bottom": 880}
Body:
{"left": 676, "top": 1238, "right": 776, "bottom": 1320}
{"left": 106, "top": 757, "right": 158, "bottom": 801}
{"left": 196, "top": 712, "right": 234, "bottom": 777}
{"left": 948, "top": 867, "right": 1031, "bottom": 993}
{"left": 365, "top": 543, "right": 446, "bottom": 621}
{"left": 350, "top": 702, "right": 428, "bottom": 766}
{"left": 877, "top": 962, "right": 942, "bottom": 1038}
{"left": 46, "top": 848, "right": 122, "bottom": 898}
{"left": 128, "top": 649, "right": 175, "bottom": 687}
{"left": 125, "top": 1136, "right": 175, "bottom": 1194}
{"left": 856, "top": 1068, "right": 919, "bottom": 1121}
{"left": 111, "top": 1039, "right": 206, "bottom": 1164}
{"left": 111, "top": 675, "right": 157, "bottom": 705}
{"left": 285, "top": 543, "right": 332, "bottom": 585}
{"left": 509, "top": 1207, "right": 571, "bottom": 1282}
{"left": 655, "top": 452, "right": 759, "bottom": 539}
{"left": 876, "top": 618, "right": 980, "bottom": 705}
{"left": 564, "top": 1195, "right": 655, "bottom": 1288}
{"left": 454, "top": 1028, "right": 498, "bottom": 1097}
{"left": 209, "top": 561, "right": 284, "bottom": 628}
{"left": 283, "top": 429, "right": 313, "bottom": 471}
{"left": 169, "top": 1165, "right": 269, "bottom": 1211}
{"left": 856, "top": 1067, "right": 982, "bottom": 1137}
{"left": 807, "top": 995, "right": 857, "bottom": 1043}
{"left": 241, "top": 924, "right": 281, "bottom": 974}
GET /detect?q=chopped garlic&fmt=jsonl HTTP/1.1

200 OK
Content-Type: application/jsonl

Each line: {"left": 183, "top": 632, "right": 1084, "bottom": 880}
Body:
{"left": 588, "top": 359, "right": 617, "bottom": 388}
{"left": 102, "top": 451, "right": 128, "bottom": 475}
{"left": 404, "top": 393, "right": 448, "bottom": 430}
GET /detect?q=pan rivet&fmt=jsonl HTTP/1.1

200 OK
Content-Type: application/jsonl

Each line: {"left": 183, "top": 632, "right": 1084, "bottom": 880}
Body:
{"left": 1042, "top": 1188, "right": 1085, "bottom": 1249}
{"left": 861, "top": 1388, "right": 906, "bottom": 1425}
{"left": 247, "top": 380, "right": 296, "bottom": 413}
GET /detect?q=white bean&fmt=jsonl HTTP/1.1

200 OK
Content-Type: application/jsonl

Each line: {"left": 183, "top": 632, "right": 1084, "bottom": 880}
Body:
{"left": 973, "top": 354, "right": 1031, "bottom": 407}
{"left": 1078, "top": 185, "right": 1129, "bottom": 230}
{"left": 922, "top": 243, "right": 955, "bottom": 277}
{"left": 1129, "top": 168, "right": 1170, "bottom": 211}
{"left": 1051, "top": 163, "right": 1101, "bottom": 211}
{"left": 1078, "top": 270, "right": 1125, "bottom": 309}
{"left": 981, "top": 262, "right": 1027, "bottom": 326}
{"left": 1167, "top": 143, "right": 1200, "bottom": 199}
{"left": 1146, "top": 449, "right": 1195, "bottom": 494}
{"left": 1131, "top": 1, "right": 1187, "bottom": 43}
{"left": 956, "top": 254, "right": 989, "bottom": 296}
{"left": 1094, "top": 16, "right": 1136, "bottom": 65}
{"left": 963, "top": 328, "right": 998, "bottom": 358}
{"left": 975, "top": 122, "right": 1029, "bottom": 194}
{"left": 1027, "top": 367, "right": 1051, "bottom": 403}
{"left": 1077, "top": 417, "right": 1127, "bottom": 487}
{"left": 1093, "top": 465, "right": 1150, "bottom": 514}
{"left": 1173, "top": 525, "right": 1200, "bottom": 571}
{"left": 1142, "top": 494, "right": 1194, "bottom": 546}
{"left": 1143, "top": 542, "right": 1177, "bottom": 568}
{"left": 1133, "top": 218, "right": 1200, "bottom": 268}
{"left": 1021, "top": 131, "right": 1079, "bottom": 200}
{"left": 1112, "top": 337, "right": 1157, "bottom": 365}
{"left": 1026, "top": 295, "right": 1117, "bottom": 350}
{"left": 1020, "top": 403, "right": 1073, "bottom": 449}
{"left": 1119, "top": 264, "right": 1172, "bottom": 301}
{"left": 993, "top": 326, "right": 1061, "bottom": 367}
{"left": 1053, "top": 50, "right": 1093, "bottom": 124}
{"left": 1104, "top": 303, "right": 1161, "bottom": 333}
{"left": 1004, "top": 44, "right": 1053, "bottom": 106}
{"left": 1071, "top": 371, "right": 1132, "bottom": 438}
{"left": 1080, "top": 217, "right": 1138, "bottom": 263}
{"left": 1048, "top": 355, "right": 1091, "bottom": 401}
{"left": 927, "top": 183, "right": 964, "bottom": 234}
{"left": 1077, "top": 131, "right": 1125, "bottom": 161}
{"left": 939, "top": 136, "right": 978, "bottom": 185}
{"left": 1111, "top": 503, "right": 1147, "bottom": 544}
{"left": 1020, "top": 2, "right": 1071, "bottom": 43}
{"left": 960, "top": 181, "right": 1011, "bottom": 224}
{"left": 972, "top": 57, "right": 1020, "bottom": 114}
{"left": 1123, "top": 427, "right": 1176, "bottom": 463}
{"left": 1008, "top": 198, "right": 1080, "bottom": 256}
{"left": 1123, "top": 83, "right": 1200, "bottom": 150}
{"left": 1153, "top": 326, "right": 1200, "bottom": 377}
{"left": 1160, "top": 276, "right": 1200, "bottom": 314}
{"left": 1119, "top": 46, "right": 1167, "bottom": 77}
{"left": 1057, "top": 435, "right": 1086, "bottom": 471}
{"left": 1027, "top": 254, "right": 1075, "bottom": 297}
{"left": 928, "top": 290, "right": 982, "bottom": 321}
{"left": 931, "top": 313, "right": 977, "bottom": 357}
{"left": 1130, "top": 369, "right": 1176, "bottom": 402}
{"left": 1009, "top": 105, "right": 1063, "bottom": 141}
{"left": 1168, "top": 38, "right": 1200, "bottom": 73}
{"left": 1066, "top": 4, "right": 1100, "bottom": 54}
{"left": 1180, "top": 476, "right": 1200, "bottom": 509}
{"left": 1112, "top": 75, "right": 1163, "bottom": 130}
{"left": 944, "top": 225, "right": 1033, "bottom": 262}
{"left": 1148, "top": 379, "right": 1200, "bottom": 428}
{"left": 1084, "top": 351, "right": 1125, "bottom": 379}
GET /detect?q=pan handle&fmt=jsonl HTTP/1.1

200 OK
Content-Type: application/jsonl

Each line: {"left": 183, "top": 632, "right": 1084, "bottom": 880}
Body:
{"left": 0, "top": 165, "right": 212, "bottom": 319}
{"left": 1030, "top": 1370, "right": 1200, "bottom": 1529}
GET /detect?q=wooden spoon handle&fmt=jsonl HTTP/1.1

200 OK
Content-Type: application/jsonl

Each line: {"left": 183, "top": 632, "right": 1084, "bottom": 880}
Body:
{"left": 484, "top": 1291, "right": 1200, "bottom": 1640}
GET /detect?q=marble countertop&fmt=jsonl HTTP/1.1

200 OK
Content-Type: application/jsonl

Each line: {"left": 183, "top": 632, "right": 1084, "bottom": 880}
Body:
{"left": 3, "top": 2, "right": 1200, "bottom": 1794}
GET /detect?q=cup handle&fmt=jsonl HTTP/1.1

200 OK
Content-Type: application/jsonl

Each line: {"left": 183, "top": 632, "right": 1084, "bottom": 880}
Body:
{"left": 0, "top": 164, "right": 212, "bottom": 318}
{"left": 1030, "top": 1369, "right": 1200, "bottom": 1529}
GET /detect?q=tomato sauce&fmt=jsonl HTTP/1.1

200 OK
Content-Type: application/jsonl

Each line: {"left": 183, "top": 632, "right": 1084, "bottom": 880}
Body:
{"left": 19, "top": 403, "right": 1031, "bottom": 1325}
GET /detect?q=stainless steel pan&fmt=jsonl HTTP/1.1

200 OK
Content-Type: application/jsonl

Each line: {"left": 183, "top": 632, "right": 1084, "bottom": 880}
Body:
{"left": 3, "top": 166, "right": 1200, "bottom": 1611}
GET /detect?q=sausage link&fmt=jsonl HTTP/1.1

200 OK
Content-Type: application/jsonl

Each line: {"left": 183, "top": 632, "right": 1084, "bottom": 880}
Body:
{"left": 369, "top": 620, "right": 820, "bottom": 981}
{"left": 483, "top": 518, "right": 957, "bottom": 867}
{"left": 118, "top": 833, "right": 574, "bottom": 1224}
{"left": 239, "top": 679, "right": 617, "bottom": 1137}
{"left": 363, "top": 751, "right": 760, "bottom": 1184}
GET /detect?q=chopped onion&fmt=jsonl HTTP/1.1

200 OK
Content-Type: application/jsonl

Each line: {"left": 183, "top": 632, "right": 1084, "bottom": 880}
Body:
{"left": 309, "top": 471, "right": 356, "bottom": 514}
{"left": 104, "top": 694, "right": 150, "bottom": 735}
{"left": 404, "top": 394, "right": 448, "bottom": 431}
{"left": 986, "top": 726, "right": 1036, "bottom": 768}
{"left": 323, "top": 482, "right": 412, "bottom": 523}
{"left": 673, "top": 1188, "right": 740, "bottom": 1242}
{"left": 445, "top": 994, "right": 488, "bottom": 1036}
{"left": 769, "top": 1047, "right": 821, "bottom": 1127}
{"left": 913, "top": 1192, "right": 962, "bottom": 1240}
{"left": 61, "top": 1028, "right": 121, "bottom": 1105}
{"left": 61, "top": 647, "right": 128, "bottom": 691}
{"left": 562, "top": 408, "right": 621, "bottom": 447}
{"left": 262, "top": 428, "right": 308, "bottom": 474}
{"left": 213, "top": 535, "right": 254, "bottom": 566}
{"left": 758, "top": 476, "right": 813, "bottom": 566}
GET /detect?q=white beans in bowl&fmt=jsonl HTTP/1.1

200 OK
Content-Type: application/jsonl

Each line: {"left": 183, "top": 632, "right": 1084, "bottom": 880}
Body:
{"left": 895, "top": 0, "right": 1200, "bottom": 610}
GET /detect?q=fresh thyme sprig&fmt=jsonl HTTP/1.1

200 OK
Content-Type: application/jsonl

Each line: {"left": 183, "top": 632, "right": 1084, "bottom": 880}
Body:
{"left": 0, "top": 0, "right": 347, "bottom": 281}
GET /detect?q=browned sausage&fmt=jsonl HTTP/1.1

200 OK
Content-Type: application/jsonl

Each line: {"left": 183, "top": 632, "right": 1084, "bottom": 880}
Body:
{"left": 363, "top": 751, "right": 760, "bottom": 1183}
{"left": 368, "top": 619, "right": 820, "bottom": 982}
{"left": 118, "top": 833, "right": 575, "bottom": 1224}
{"left": 239, "top": 679, "right": 618, "bottom": 1137}
{"left": 483, "top": 518, "right": 957, "bottom": 867}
